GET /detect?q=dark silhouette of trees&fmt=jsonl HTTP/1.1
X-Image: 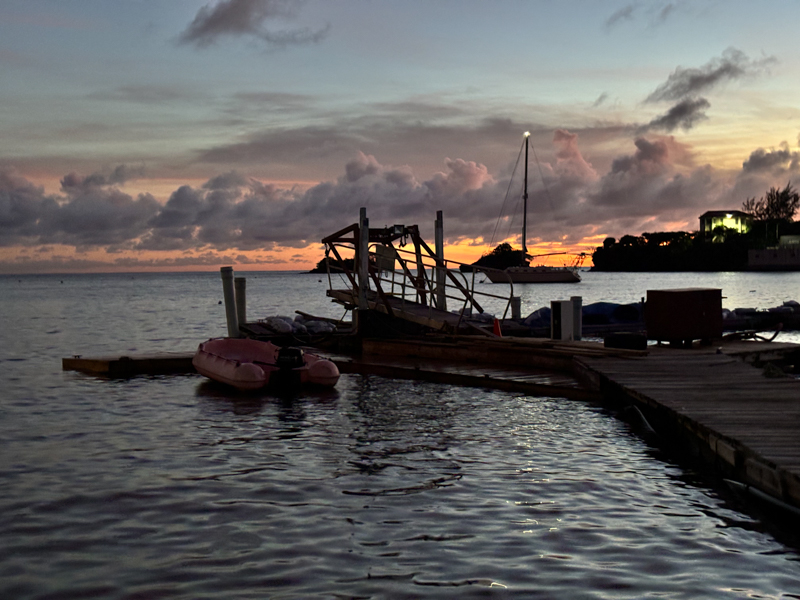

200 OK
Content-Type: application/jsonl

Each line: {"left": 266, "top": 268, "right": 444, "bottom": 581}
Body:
{"left": 460, "top": 242, "right": 527, "bottom": 272}
{"left": 592, "top": 230, "right": 749, "bottom": 271}
{"left": 309, "top": 256, "right": 354, "bottom": 273}
{"left": 593, "top": 183, "right": 799, "bottom": 271}
{"left": 742, "top": 182, "right": 799, "bottom": 222}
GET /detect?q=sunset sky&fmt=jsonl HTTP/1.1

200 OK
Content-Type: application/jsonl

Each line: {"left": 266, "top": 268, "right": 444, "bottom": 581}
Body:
{"left": 2, "top": 0, "right": 800, "bottom": 273}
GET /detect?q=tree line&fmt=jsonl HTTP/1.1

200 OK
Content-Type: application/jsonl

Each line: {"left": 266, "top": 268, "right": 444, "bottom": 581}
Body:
{"left": 592, "top": 183, "right": 799, "bottom": 271}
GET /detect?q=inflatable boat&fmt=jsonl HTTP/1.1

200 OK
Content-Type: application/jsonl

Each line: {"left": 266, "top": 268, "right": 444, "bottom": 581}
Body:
{"left": 192, "top": 338, "right": 340, "bottom": 391}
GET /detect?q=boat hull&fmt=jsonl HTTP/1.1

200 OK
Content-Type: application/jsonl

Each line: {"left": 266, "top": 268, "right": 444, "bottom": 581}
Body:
{"left": 485, "top": 267, "right": 581, "bottom": 284}
{"left": 192, "top": 338, "right": 340, "bottom": 391}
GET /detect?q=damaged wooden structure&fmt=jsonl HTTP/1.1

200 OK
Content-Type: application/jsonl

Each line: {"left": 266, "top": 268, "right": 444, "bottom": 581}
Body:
{"left": 321, "top": 208, "right": 516, "bottom": 337}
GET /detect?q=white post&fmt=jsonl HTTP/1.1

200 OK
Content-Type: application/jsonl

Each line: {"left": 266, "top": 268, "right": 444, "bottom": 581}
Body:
{"left": 571, "top": 296, "right": 582, "bottom": 341}
{"left": 435, "top": 210, "right": 447, "bottom": 311}
{"left": 235, "top": 277, "right": 247, "bottom": 326}
{"left": 220, "top": 266, "right": 240, "bottom": 338}
{"left": 551, "top": 299, "right": 574, "bottom": 341}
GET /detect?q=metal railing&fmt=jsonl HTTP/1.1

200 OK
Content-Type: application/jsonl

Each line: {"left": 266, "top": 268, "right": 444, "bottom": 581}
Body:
{"left": 325, "top": 240, "right": 515, "bottom": 327}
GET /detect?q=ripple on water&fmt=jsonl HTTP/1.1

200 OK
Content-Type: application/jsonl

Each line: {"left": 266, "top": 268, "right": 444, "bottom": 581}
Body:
{"left": 1, "top": 366, "right": 800, "bottom": 598}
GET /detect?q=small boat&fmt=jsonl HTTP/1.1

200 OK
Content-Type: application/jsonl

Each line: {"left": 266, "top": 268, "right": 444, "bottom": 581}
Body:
{"left": 192, "top": 338, "right": 340, "bottom": 391}
{"left": 486, "top": 132, "right": 584, "bottom": 284}
{"left": 484, "top": 256, "right": 584, "bottom": 283}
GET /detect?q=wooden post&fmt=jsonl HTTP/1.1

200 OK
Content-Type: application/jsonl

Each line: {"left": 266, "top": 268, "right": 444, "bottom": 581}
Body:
{"left": 358, "top": 208, "right": 369, "bottom": 310}
{"left": 413, "top": 235, "right": 427, "bottom": 306}
{"left": 235, "top": 277, "right": 247, "bottom": 326}
{"left": 435, "top": 210, "right": 447, "bottom": 311}
{"left": 220, "top": 266, "right": 240, "bottom": 338}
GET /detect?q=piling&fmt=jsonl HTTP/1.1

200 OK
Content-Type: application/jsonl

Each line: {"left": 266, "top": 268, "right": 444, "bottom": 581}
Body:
{"left": 435, "top": 210, "right": 447, "bottom": 311}
{"left": 235, "top": 276, "right": 247, "bottom": 326}
{"left": 220, "top": 266, "right": 240, "bottom": 338}
{"left": 511, "top": 296, "right": 522, "bottom": 320}
{"left": 357, "top": 208, "right": 369, "bottom": 312}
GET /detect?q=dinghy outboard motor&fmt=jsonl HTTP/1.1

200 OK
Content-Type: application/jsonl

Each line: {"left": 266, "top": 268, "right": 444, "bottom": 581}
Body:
{"left": 272, "top": 347, "right": 305, "bottom": 388}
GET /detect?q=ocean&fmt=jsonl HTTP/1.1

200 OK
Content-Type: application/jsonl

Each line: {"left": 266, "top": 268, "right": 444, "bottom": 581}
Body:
{"left": 2, "top": 270, "right": 800, "bottom": 599}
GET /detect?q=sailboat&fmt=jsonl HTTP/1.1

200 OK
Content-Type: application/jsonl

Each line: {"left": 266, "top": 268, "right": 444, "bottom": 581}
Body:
{"left": 484, "top": 132, "right": 584, "bottom": 284}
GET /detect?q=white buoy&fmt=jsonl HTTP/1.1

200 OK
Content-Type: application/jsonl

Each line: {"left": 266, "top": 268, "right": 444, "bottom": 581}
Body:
{"left": 220, "top": 266, "right": 240, "bottom": 338}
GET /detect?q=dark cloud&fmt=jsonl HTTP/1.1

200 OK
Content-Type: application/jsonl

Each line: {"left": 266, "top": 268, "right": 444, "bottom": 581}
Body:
{"left": 605, "top": 5, "right": 637, "bottom": 28}
{"left": 646, "top": 48, "right": 776, "bottom": 103}
{"left": 203, "top": 170, "right": 251, "bottom": 190}
{"left": 742, "top": 144, "right": 800, "bottom": 174}
{"left": 583, "top": 137, "right": 716, "bottom": 230}
{"left": 593, "top": 93, "right": 609, "bottom": 107}
{"left": 605, "top": 2, "right": 682, "bottom": 30}
{"left": 0, "top": 169, "right": 49, "bottom": 245}
{"left": 655, "top": 3, "right": 676, "bottom": 23}
{"left": 60, "top": 165, "right": 145, "bottom": 192}
{"left": 178, "top": 0, "right": 329, "bottom": 49}
{"left": 2, "top": 166, "right": 157, "bottom": 249}
{"left": 641, "top": 97, "right": 710, "bottom": 133}
{"left": 38, "top": 189, "right": 160, "bottom": 249}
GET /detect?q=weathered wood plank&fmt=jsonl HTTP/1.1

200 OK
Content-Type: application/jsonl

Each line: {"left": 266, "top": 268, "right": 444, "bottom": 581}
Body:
{"left": 577, "top": 344, "right": 800, "bottom": 508}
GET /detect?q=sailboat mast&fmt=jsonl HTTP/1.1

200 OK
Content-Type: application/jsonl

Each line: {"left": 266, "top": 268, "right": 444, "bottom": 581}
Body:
{"left": 522, "top": 131, "right": 530, "bottom": 257}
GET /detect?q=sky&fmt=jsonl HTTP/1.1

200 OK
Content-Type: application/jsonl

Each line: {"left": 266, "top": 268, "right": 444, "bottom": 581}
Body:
{"left": 2, "top": 0, "right": 800, "bottom": 273}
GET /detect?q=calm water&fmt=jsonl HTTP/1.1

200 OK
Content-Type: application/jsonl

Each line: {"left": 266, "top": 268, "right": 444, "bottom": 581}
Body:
{"left": 2, "top": 271, "right": 800, "bottom": 599}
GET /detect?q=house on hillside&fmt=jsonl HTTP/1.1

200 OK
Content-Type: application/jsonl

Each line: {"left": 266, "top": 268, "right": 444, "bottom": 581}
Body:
{"left": 699, "top": 210, "right": 753, "bottom": 241}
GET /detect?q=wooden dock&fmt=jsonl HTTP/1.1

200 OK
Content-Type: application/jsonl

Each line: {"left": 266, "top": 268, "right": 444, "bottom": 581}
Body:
{"left": 575, "top": 342, "right": 800, "bottom": 509}
{"left": 61, "top": 345, "right": 596, "bottom": 401}
{"left": 332, "top": 352, "right": 598, "bottom": 402}
{"left": 62, "top": 353, "right": 195, "bottom": 376}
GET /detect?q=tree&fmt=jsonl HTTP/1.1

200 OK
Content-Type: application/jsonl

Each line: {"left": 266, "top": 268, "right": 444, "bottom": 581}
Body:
{"left": 619, "top": 234, "right": 644, "bottom": 247}
{"left": 742, "top": 182, "right": 799, "bottom": 222}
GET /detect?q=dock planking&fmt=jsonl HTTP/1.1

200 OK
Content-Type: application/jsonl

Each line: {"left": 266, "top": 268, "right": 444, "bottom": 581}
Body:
{"left": 331, "top": 352, "right": 598, "bottom": 401}
{"left": 62, "top": 353, "right": 195, "bottom": 377}
{"left": 576, "top": 343, "right": 800, "bottom": 509}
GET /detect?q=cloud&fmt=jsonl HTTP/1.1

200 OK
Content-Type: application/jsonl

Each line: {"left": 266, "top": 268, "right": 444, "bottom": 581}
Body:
{"left": 605, "top": 2, "right": 682, "bottom": 30}
{"left": 741, "top": 144, "right": 800, "bottom": 175}
{"left": 0, "top": 169, "right": 49, "bottom": 245}
{"left": 646, "top": 48, "right": 776, "bottom": 103}
{"left": 605, "top": 5, "right": 637, "bottom": 29}
{"left": 655, "top": 3, "right": 677, "bottom": 23}
{"left": 1, "top": 166, "right": 158, "bottom": 249}
{"left": 60, "top": 165, "right": 145, "bottom": 191}
{"left": 178, "top": 0, "right": 329, "bottom": 49}
{"left": 4, "top": 129, "right": 800, "bottom": 270}
{"left": 641, "top": 97, "right": 710, "bottom": 133}
{"left": 593, "top": 93, "right": 609, "bottom": 108}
